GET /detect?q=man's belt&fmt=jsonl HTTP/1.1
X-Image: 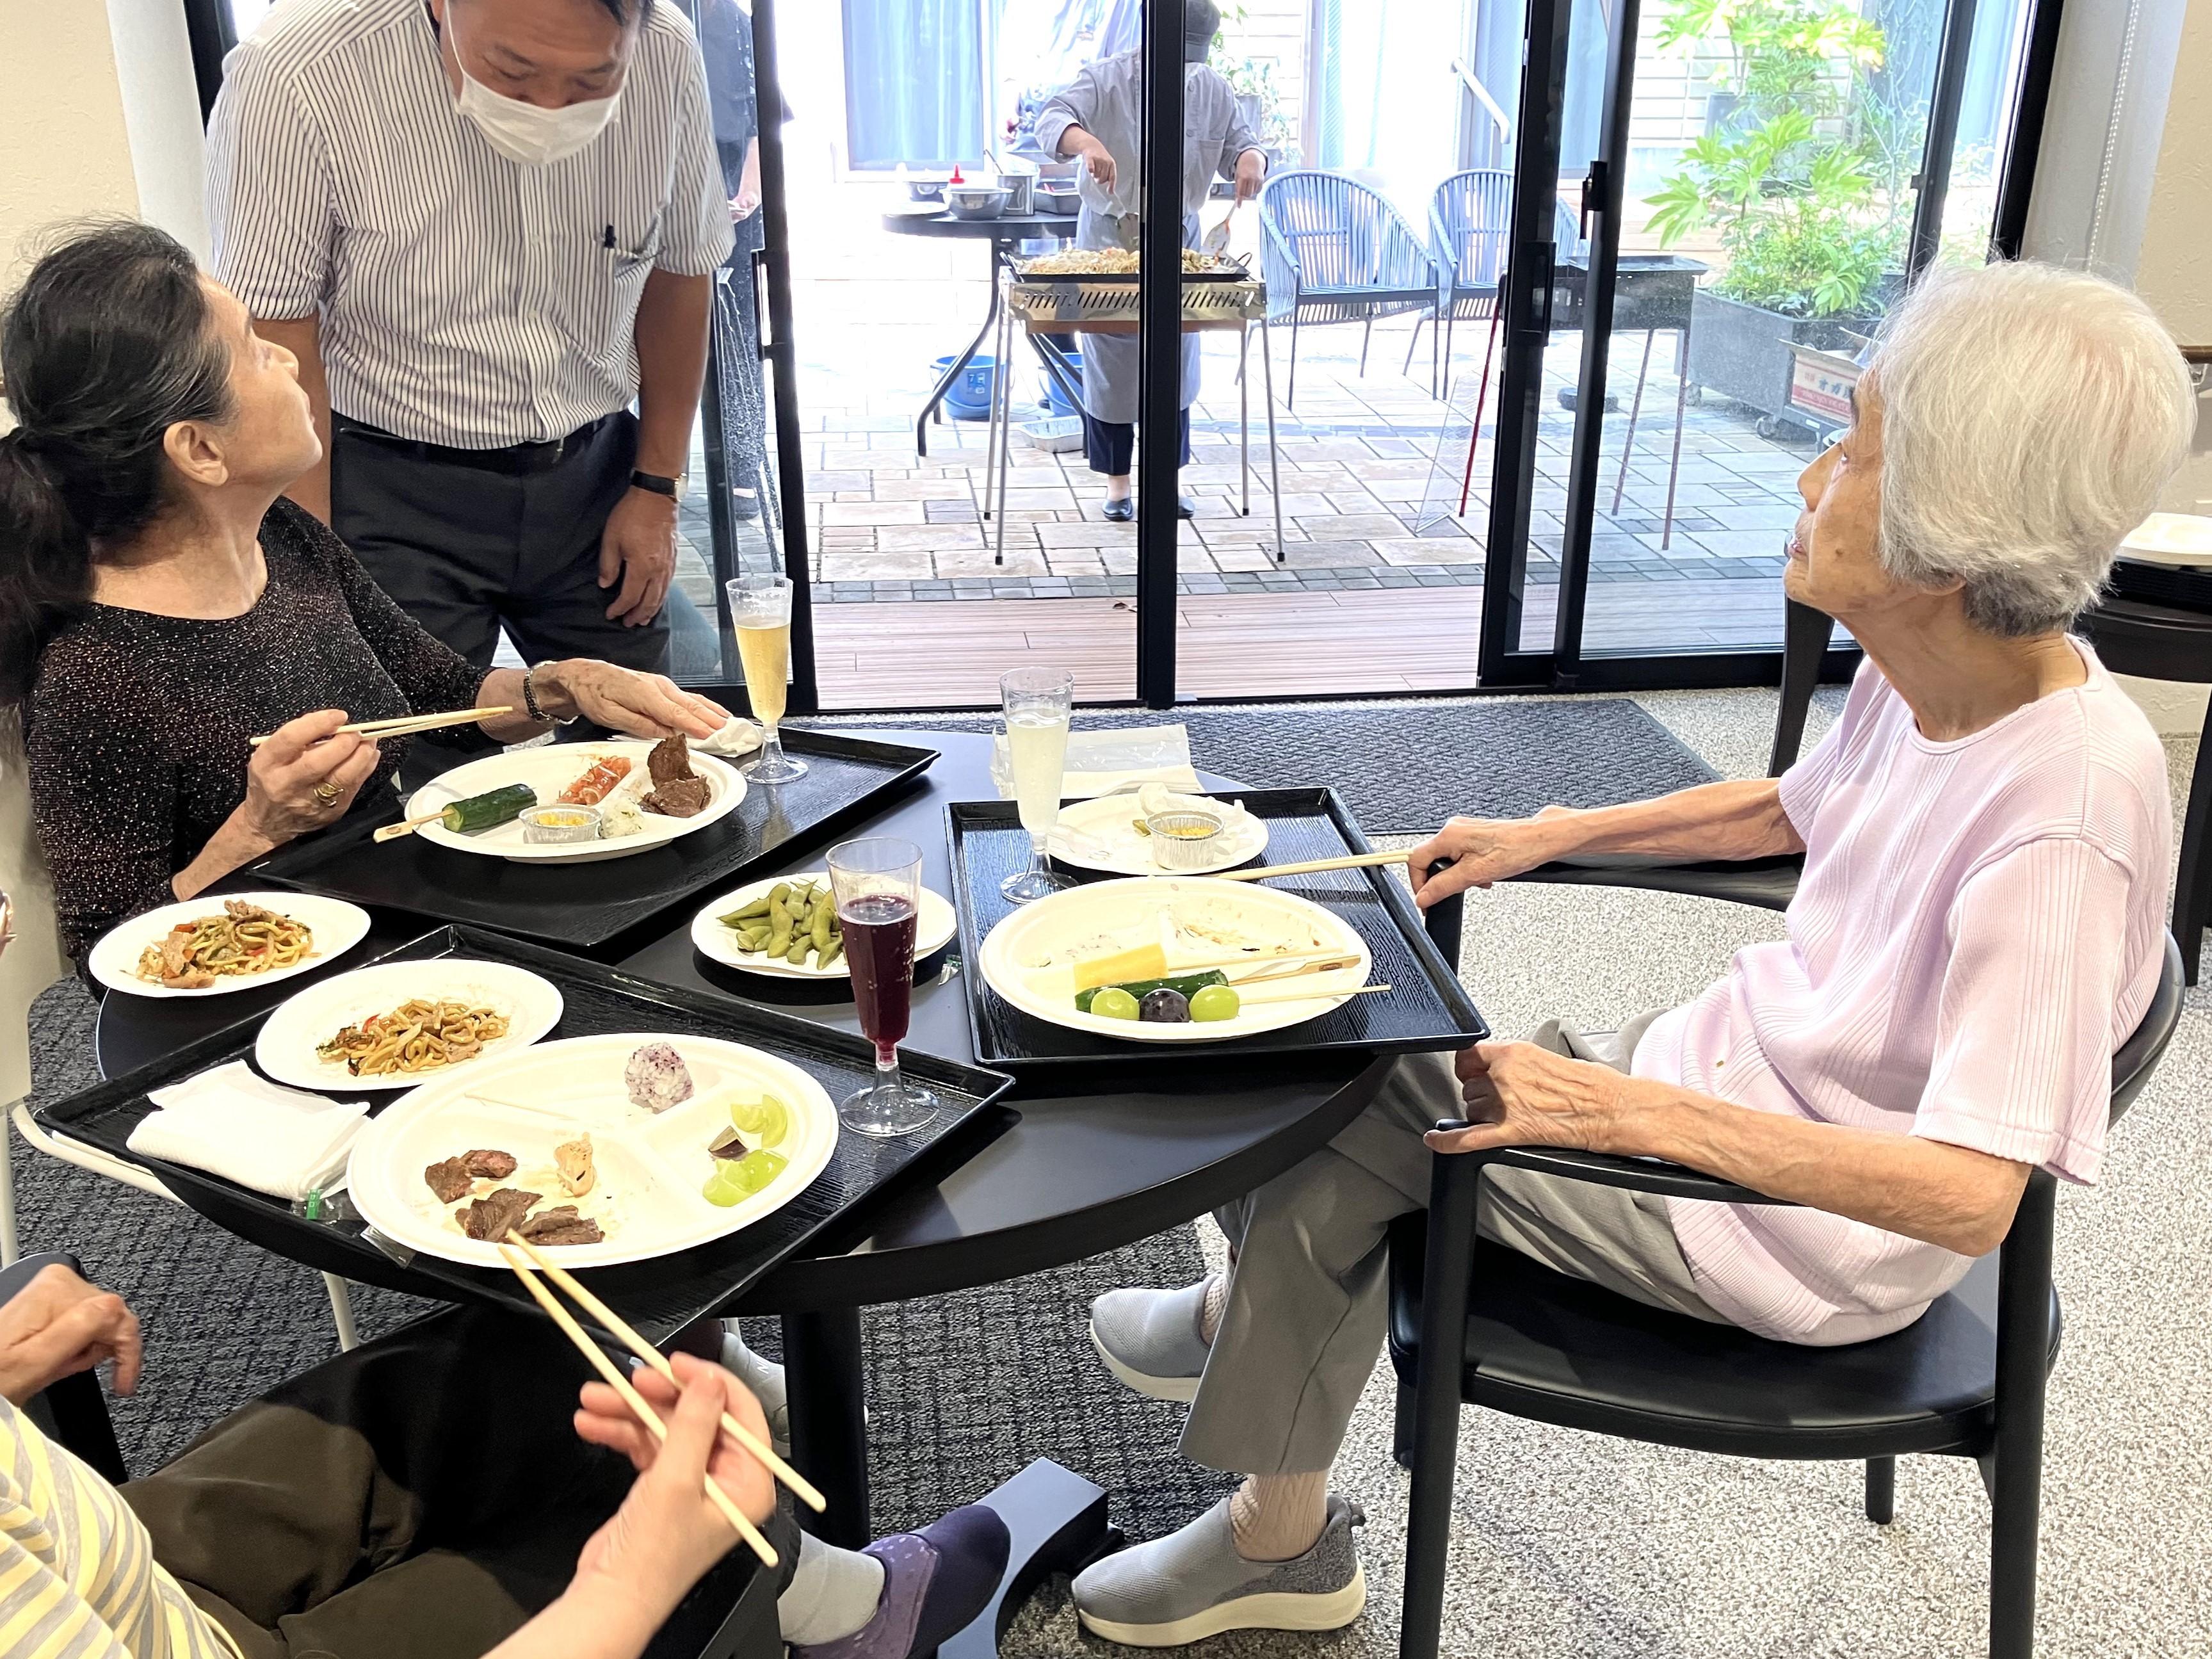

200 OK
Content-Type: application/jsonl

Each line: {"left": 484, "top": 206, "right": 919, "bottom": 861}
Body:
{"left": 332, "top": 412, "right": 618, "bottom": 476}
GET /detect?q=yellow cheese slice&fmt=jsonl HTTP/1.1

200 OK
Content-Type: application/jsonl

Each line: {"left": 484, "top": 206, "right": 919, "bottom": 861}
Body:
{"left": 1072, "top": 941, "right": 1168, "bottom": 992}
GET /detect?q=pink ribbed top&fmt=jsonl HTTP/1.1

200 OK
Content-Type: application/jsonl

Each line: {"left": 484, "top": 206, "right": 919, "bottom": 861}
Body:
{"left": 1635, "top": 642, "right": 2170, "bottom": 1344}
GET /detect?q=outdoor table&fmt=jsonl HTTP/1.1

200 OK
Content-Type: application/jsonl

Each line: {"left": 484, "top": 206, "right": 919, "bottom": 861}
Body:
{"left": 880, "top": 209, "right": 1076, "bottom": 456}
{"left": 91, "top": 730, "right": 1429, "bottom": 1627}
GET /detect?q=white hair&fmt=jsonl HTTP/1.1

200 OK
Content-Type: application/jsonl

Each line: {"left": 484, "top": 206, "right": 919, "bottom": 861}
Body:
{"left": 1869, "top": 260, "right": 2197, "bottom": 637}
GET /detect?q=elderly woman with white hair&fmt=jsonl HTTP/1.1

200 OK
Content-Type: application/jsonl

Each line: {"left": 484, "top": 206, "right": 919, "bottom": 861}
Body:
{"left": 1064, "top": 259, "right": 2196, "bottom": 1647}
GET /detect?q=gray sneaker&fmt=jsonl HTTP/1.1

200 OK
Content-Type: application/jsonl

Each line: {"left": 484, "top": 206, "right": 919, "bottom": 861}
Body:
{"left": 1089, "top": 1280, "right": 1213, "bottom": 1404}
{"left": 1071, "top": 1496, "right": 1366, "bottom": 1647}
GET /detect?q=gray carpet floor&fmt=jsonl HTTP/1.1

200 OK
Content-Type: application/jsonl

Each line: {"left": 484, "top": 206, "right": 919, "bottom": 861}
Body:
{"left": 16, "top": 681, "right": 2212, "bottom": 1656}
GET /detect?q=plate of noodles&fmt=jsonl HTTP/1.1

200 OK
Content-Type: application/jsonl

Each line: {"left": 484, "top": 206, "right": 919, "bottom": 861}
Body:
{"left": 88, "top": 893, "right": 371, "bottom": 1000}
{"left": 255, "top": 959, "right": 565, "bottom": 1093}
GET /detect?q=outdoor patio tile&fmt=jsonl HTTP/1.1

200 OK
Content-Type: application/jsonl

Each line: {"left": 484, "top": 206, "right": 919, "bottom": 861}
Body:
{"left": 1290, "top": 514, "right": 1413, "bottom": 540}
{"left": 1683, "top": 529, "right": 1793, "bottom": 559}
{"left": 1369, "top": 537, "right": 1485, "bottom": 567}
{"left": 1045, "top": 555, "right": 1106, "bottom": 576}
{"left": 819, "top": 554, "right": 932, "bottom": 580}
{"left": 923, "top": 500, "right": 981, "bottom": 524}
{"left": 867, "top": 478, "right": 971, "bottom": 502}
{"left": 1713, "top": 449, "right": 1813, "bottom": 475}
{"left": 1222, "top": 573, "right": 1267, "bottom": 590}
{"left": 1275, "top": 540, "right": 1385, "bottom": 569}
{"left": 1035, "top": 522, "right": 1136, "bottom": 549}
{"left": 1704, "top": 500, "right": 1804, "bottom": 531}
{"left": 875, "top": 525, "right": 985, "bottom": 553}
{"left": 803, "top": 470, "right": 873, "bottom": 492}
{"left": 821, "top": 501, "right": 930, "bottom": 528}
{"left": 1206, "top": 546, "right": 1280, "bottom": 572}
{"left": 937, "top": 549, "right": 1049, "bottom": 576}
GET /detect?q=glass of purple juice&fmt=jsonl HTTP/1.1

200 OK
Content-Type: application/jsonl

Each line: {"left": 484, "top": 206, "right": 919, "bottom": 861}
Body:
{"left": 825, "top": 836, "right": 941, "bottom": 1137}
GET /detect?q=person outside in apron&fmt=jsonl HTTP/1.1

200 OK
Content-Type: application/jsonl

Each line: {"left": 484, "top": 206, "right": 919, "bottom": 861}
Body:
{"left": 1035, "top": 0, "right": 1266, "bottom": 521}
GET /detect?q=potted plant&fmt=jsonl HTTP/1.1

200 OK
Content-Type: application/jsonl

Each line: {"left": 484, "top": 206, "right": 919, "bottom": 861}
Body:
{"left": 1645, "top": 0, "right": 1913, "bottom": 435}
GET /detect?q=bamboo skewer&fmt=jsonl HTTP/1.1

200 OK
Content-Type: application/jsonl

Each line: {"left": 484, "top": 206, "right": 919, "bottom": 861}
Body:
{"left": 503, "top": 1229, "right": 827, "bottom": 1514}
{"left": 372, "top": 805, "right": 449, "bottom": 845}
{"left": 1207, "top": 850, "right": 1409, "bottom": 882}
{"left": 249, "top": 706, "right": 513, "bottom": 747}
{"left": 498, "top": 1244, "right": 777, "bottom": 1567}
{"left": 1236, "top": 982, "right": 1391, "bottom": 1006}
{"left": 1223, "top": 952, "right": 1362, "bottom": 987}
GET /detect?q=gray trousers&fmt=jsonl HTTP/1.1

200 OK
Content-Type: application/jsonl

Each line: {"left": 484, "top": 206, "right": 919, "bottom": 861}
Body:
{"left": 1181, "top": 1013, "right": 1725, "bottom": 1476}
{"left": 330, "top": 409, "right": 671, "bottom": 674}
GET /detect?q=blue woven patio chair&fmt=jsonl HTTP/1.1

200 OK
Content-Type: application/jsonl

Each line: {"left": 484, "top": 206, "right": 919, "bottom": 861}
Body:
{"left": 1259, "top": 170, "right": 1438, "bottom": 409}
{"left": 1405, "top": 169, "right": 1511, "bottom": 399}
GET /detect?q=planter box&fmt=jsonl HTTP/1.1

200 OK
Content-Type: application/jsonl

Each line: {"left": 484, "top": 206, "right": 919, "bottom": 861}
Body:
{"left": 1685, "top": 290, "right": 1877, "bottom": 437}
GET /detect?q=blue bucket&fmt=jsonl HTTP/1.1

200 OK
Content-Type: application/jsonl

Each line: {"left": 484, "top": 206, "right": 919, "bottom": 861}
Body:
{"left": 933, "top": 353, "right": 999, "bottom": 421}
{"left": 1044, "top": 352, "right": 1083, "bottom": 416}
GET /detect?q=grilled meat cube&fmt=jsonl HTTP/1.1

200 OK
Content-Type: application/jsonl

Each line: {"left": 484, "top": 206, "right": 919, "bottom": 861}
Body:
{"left": 647, "top": 735, "right": 694, "bottom": 784}
{"left": 458, "top": 1186, "right": 541, "bottom": 1242}
{"left": 642, "top": 776, "right": 712, "bottom": 818}
{"left": 462, "top": 1149, "right": 517, "bottom": 1179}
{"left": 424, "top": 1158, "right": 472, "bottom": 1204}
{"left": 519, "top": 1206, "right": 604, "bottom": 1246}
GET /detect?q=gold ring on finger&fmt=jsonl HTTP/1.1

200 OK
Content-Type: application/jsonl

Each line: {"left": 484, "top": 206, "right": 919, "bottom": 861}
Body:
{"left": 314, "top": 782, "right": 342, "bottom": 807}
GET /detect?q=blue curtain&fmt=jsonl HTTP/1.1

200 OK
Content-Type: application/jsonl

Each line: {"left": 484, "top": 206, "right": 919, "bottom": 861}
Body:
{"left": 843, "top": 0, "right": 985, "bottom": 168}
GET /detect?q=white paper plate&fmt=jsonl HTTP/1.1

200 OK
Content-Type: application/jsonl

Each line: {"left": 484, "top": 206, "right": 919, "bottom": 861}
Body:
{"left": 345, "top": 1032, "right": 837, "bottom": 1269}
{"left": 978, "top": 877, "right": 1370, "bottom": 1044}
{"left": 405, "top": 741, "right": 745, "bottom": 864}
{"left": 1047, "top": 793, "right": 1269, "bottom": 877}
{"left": 255, "top": 960, "right": 565, "bottom": 1092}
{"left": 690, "top": 872, "right": 959, "bottom": 979}
{"left": 89, "top": 893, "right": 372, "bottom": 1001}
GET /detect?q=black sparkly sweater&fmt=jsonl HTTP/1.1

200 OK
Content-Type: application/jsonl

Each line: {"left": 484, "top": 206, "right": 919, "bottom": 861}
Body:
{"left": 25, "top": 498, "right": 489, "bottom": 960}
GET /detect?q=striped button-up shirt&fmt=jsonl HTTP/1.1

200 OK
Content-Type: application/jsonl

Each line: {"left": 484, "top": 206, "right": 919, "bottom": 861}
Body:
{"left": 208, "top": 0, "right": 734, "bottom": 449}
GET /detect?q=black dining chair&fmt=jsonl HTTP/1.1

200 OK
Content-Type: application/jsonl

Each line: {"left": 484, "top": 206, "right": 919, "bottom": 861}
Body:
{"left": 0, "top": 1252, "right": 779, "bottom": 1659}
{"left": 1385, "top": 841, "right": 2187, "bottom": 1659}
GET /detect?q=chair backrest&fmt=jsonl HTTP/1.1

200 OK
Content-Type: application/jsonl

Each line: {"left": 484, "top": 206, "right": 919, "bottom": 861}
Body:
{"left": 1432, "top": 170, "right": 1510, "bottom": 289}
{"left": 2111, "top": 932, "right": 2185, "bottom": 1125}
{"left": 1260, "top": 170, "right": 1421, "bottom": 288}
{"left": 1553, "top": 193, "right": 1588, "bottom": 263}
{"left": 0, "top": 714, "right": 68, "bottom": 1110}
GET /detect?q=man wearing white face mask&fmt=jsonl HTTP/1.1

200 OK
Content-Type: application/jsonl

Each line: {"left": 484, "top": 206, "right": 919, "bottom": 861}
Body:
{"left": 206, "top": 0, "right": 734, "bottom": 683}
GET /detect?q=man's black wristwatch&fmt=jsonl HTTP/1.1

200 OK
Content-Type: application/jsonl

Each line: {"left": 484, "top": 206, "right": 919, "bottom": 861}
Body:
{"left": 629, "top": 469, "right": 682, "bottom": 497}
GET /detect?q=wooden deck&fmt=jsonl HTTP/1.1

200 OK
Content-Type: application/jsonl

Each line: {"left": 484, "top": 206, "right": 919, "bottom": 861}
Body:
{"left": 809, "top": 579, "right": 1791, "bottom": 708}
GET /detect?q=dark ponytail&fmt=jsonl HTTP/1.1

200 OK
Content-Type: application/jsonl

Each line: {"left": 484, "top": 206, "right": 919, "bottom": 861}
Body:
{"left": 0, "top": 221, "right": 234, "bottom": 704}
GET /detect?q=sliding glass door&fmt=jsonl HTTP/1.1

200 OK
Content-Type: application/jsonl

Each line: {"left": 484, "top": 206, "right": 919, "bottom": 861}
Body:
{"left": 1475, "top": 0, "right": 2058, "bottom": 688}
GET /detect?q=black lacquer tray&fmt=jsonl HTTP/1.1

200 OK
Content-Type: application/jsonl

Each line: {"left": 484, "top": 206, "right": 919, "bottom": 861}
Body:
{"left": 944, "top": 788, "right": 1486, "bottom": 1072}
{"left": 39, "top": 927, "right": 1013, "bottom": 1343}
{"left": 246, "top": 731, "right": 935, "bottom": 956}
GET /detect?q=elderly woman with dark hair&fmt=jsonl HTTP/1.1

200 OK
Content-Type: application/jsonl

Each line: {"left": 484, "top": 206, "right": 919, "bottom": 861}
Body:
{"left": 1067, "top": 260, "right": 2197, "bottom": 1646}
{"left": 0, "top": 222, "right": 728, "bottom": 964}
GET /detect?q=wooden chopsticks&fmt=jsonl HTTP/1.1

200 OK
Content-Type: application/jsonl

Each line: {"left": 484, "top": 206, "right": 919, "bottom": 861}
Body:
{"left": 500, "top": 1230, "right": 827, "bottom": 1517}
{"left": 248, "top": 706, "right": 513, "bottom": 747}
{"left": 498, "top": 1241, "right": 777, "bottom": 1566}
{"left": 1208, "top": 850, "right": 1409, "bottom": 882}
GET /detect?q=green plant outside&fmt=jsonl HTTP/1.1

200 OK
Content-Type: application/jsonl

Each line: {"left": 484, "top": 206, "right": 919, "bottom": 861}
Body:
{"left": 1645, "top": 0, "right": 1922, "bottom": 318}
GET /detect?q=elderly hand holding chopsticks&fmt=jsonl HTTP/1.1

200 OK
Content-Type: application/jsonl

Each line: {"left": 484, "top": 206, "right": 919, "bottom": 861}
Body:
{"left": 570, "top": 1353, "right": 779, "bottom": 1583}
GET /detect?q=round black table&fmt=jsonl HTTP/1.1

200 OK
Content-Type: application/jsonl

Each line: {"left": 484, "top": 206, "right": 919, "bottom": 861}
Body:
{"left": 882, "top": 209, "right": 1076, "bottom": 457}
{"left": 95, "top": 731, "right": 1395, "bottom": 1549}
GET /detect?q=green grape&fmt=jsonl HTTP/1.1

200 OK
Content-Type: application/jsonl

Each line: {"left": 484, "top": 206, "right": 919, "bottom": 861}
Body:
{"left": 729, "top": 1094, "right": 791, "bottom": 1149}
{"left": 1089, "top": 987, "right": 1142, "bottom": 1021}
{"left": 1188, "top": 984, "right": 1241, "bottom": 1022}
{"left": 732, "top": 1149, "right": 788, "bottom": 1195}
{"left": 702, "top": 1170, "right": 748, "bottom": 1208}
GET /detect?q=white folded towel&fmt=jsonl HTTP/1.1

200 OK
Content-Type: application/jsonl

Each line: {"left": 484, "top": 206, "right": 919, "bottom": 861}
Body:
{"left": 992, "top": 724, "right": 1204, "bottom": 799}
{"left": 127, "top": 1062, "right": 367, "bottom": 1201}
{"left": 698, "top": 716, "right": 766, "bottom": 757}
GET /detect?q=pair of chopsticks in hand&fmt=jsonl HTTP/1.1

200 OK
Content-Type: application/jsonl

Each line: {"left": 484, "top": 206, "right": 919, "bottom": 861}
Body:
{"left": 499, "top": 1229, "right": 823, "bottom": 1569}
{"left": 246, "top": 706, "right": 513, "bottom": 749}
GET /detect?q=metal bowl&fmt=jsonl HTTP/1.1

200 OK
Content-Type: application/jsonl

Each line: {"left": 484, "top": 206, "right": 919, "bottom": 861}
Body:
{"left": 944, "top": 186, "right": 1010, "bottom": 222}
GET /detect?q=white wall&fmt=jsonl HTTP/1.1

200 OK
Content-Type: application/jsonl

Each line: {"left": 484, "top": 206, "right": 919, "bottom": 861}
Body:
{"left": 2023, "top": 0, "right": 2212, "bottom": 734}
{"left": 0, "top": 0, "right": 206, "bottom": 292}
